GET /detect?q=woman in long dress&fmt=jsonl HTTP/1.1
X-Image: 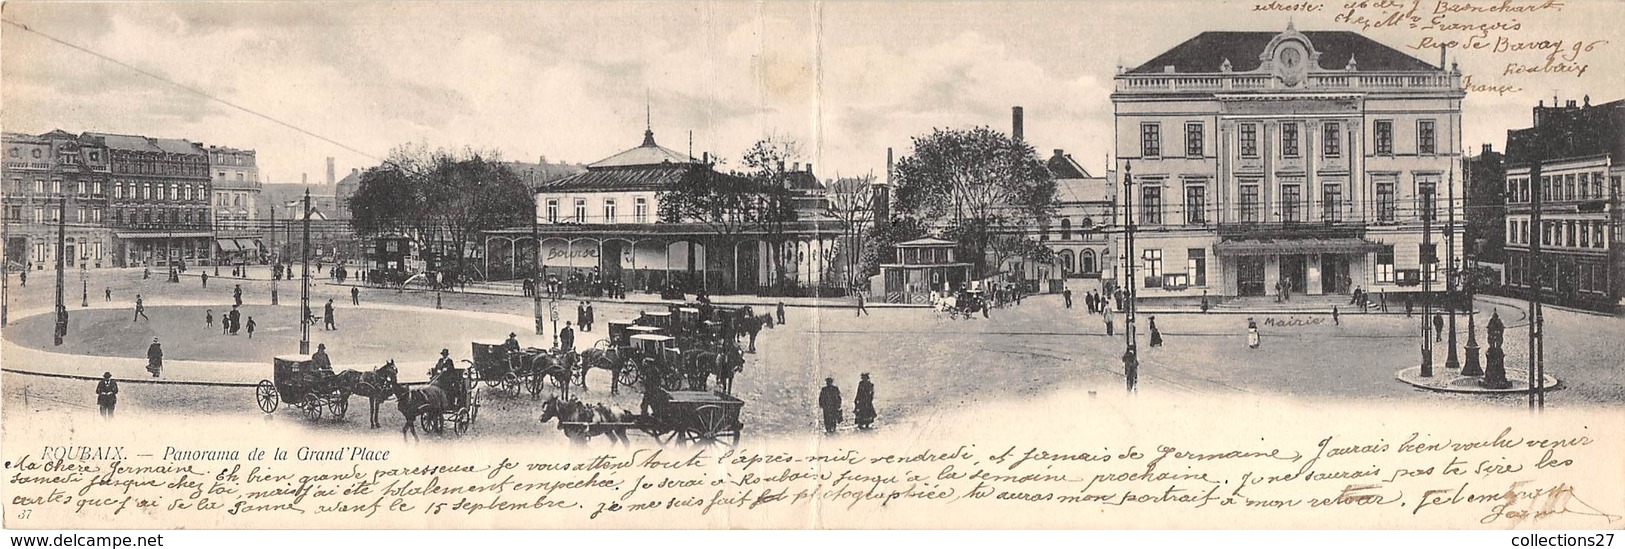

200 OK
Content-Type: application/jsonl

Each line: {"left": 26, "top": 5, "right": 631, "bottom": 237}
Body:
{"left": 1148, "top": 316, "right": 1164, "bottom": 347}
{"left": 853, "top": 373, "right": 877, "bottom": 429}
{"left": 1247, "top": 318, "right": 1261, "bottom": 349}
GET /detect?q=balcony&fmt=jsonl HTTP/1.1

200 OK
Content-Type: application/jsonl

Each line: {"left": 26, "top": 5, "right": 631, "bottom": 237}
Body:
{"left": 1114, "top": 71, "right": 1459, "bottom": 94}
{"left": 1216, "top": 221, "right": 1366, "bottom": 241}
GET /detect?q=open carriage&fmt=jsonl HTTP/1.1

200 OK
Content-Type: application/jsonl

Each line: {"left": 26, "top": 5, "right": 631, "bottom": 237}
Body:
{"left": 468, "top": 340, "right": 569, "bottom": 398}
{"left": 255, "top": 355, "right": 350, "bottom": 421}
{"left": 421, "top": 365, "right": 479, "bottom": 435}
{"left": 639, "top": 389, "right": 745, "bottom": 446}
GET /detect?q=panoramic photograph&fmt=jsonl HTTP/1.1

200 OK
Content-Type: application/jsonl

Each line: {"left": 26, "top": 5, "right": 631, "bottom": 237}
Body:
{"left": 2, "top": 0, "right": 1621, "bottom": 536}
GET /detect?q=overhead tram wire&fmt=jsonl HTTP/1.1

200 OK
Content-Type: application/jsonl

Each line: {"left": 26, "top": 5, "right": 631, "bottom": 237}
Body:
{"left": 0, "top": 17, "right": 431, "bottom": 179}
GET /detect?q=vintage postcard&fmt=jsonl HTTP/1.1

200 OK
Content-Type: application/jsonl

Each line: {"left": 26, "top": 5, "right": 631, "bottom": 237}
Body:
{"left": 2, "top": 0, "right": 1622, "bottom": 533}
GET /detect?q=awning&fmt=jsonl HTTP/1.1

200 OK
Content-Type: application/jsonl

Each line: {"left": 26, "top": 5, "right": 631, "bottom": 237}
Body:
{"left": 115, "top": 232, "right": 214, "bottom": 239}
{"left": 216, "top": 240, "right": 243, "bottom": 252}
{"left": 1214, "top": 237, "right": 1386, "bottom": 256}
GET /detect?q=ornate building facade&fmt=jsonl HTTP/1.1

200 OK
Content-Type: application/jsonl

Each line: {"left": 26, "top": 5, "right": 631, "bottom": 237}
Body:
{"left": 1111, "top": 25, "right": 1465, "bottom": 300}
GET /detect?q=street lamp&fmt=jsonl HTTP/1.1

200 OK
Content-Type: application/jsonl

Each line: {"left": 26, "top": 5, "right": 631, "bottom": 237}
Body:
{"left": 1121, "top": 161, "right": 1138, "bottom": 394}
{"left": 1461, "top": 242, "right": 1484, "bottom": 376}
{"left": 80, "top": 257, "right": 88, "bottom": 307}
{"left": 1445, "top": 170, "right": 1460, "bottom": 370}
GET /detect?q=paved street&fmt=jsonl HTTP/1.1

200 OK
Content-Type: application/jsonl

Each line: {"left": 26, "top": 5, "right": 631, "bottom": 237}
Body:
{"left": 4, "top": 268, "right": 1622, "bottom": 444}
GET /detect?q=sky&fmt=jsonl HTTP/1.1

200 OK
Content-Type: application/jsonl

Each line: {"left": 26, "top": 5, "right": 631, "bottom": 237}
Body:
{"left": 4, "top": 1, "right": 1622, "bottom": 183}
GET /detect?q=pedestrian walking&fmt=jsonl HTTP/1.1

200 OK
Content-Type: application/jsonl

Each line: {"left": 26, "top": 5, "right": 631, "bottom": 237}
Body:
{"left": 105, "top": 287, "right": 111, "bottom": 301}
{"left": 133, "top": 294, "right": 148, "bottom": 321}
{"left": 1084, "top": 290, "right": 1095, "bottom": 313}
{"left": 228, "top": 305, "right": 241, "bottom": 335}
{"left": 853, "top": 373, "right": 876, "bottom": 429}
{"left": 584, "top": 302, "right": 595, "bottom": 332}
{"left": 1200, "top": 290, "right": 1210, "bottom": 313}
{"left": 351, "top": 286, "right": 360, "bottom": 306}
{"left": 1247, "top": 318, "right": 1261, "bottom": 349}
{"left": 246, "top": 316, "right": 256, "bottom": 339}
{"left": 1405, "top": 296, "right": 1414, "bottom": 317}
{"left": 205, "top": 309, "right": 214, "bottom": 329}
{"left": 558, "top": 321, "right": 575, "bottom": 352}
{"left": 576, "top": 302, "right": 587, "bottom": 332}
{"left": 1433, "top": 312, "right": 1444, "bottom": 342}
{"left": 1332, "top": 306, "right": 1340, "bottom": 326}
{"left": 1104, "top": 307, "right": 1115, "bottom": 336}
{"left": 324, "top": 299, "right": 336, "bottom": 331}
{"left": 233, "top": 284, "right": 243, "bottom": 307}
{"left": 855, "top": 292, "right": 870, "bottom": 316}
{"left": 96, "top": 372, "right": 119, "bottom": 418}
{"left": 201, "top": 271, "right": 208, "bottom": 288}
{"left": 819, "top": 378, "right": 842, "bottom": 434}
{"left": 1380, "top": 290, "right": 1389, "bottom": 312}
{"left": 776, "top": 301, "right": 786, "bottom": 325}
{"left": 145, "top": 337, "right": 163, "bottom": 377}
{"left": 1148, "top": 316, "right": 1164, "bottom": 347}
{"left": 1063, "top": 288, "right": 1073, "bottom": 309}
{"left": 143, "top": 266, "right": 151, "bottom": 280}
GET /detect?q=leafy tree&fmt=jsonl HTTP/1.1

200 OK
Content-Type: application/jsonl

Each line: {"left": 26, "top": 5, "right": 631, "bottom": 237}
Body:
{"left": 892, "top": 127, "right": 1056, "bottom": 276}
{"left": 738, "top": 136, "right": 804, "bottom": 292}
{"left": 859, "top": 217, "right": 929, "bottom": 280}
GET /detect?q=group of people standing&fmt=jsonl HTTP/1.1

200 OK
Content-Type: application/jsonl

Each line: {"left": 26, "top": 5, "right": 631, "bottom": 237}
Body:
{"left": 818, "top": 374, "right": 877, "bottom": 434}
{"left": 205, "top": 305, "right": 253, "bottom": 338}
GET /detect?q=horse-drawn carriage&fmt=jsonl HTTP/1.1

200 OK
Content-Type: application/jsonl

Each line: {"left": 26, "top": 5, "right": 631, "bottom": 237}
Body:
{"left": 540, "top": 387, "right": 744, "bottom": 446}
{"left": 255, "top": 355, "right": 350, "bottom": 421}
{"left": 412, "top": 365, "right": 479, "bottom": 436}
{"left": 468, "top": 340, "right": 571, "bottom": 398}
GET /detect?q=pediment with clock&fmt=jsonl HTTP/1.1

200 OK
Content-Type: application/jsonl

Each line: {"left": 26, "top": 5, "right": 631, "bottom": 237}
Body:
{"left": 1259, "top": 23, "right": 1322, "bottom": 88}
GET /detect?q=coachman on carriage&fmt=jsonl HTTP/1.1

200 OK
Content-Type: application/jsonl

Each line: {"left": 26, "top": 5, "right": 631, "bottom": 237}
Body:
{"left": 256, "top": 355, "right": 351, "bottom": 421}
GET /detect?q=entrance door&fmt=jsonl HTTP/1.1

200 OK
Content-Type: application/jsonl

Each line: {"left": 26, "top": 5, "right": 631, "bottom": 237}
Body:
{"left": 1321, "top": 254, "right": 1350, "bottom": 294}
{"left": 1280, "top": 254, "right": 1308, "bottom": 293}
{"left": 1238, "top": 256, "right": 1267, "bottom": 296}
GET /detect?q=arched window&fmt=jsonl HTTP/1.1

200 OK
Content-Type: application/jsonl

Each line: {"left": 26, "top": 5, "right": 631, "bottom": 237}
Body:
{"left": 1060, "top": 218, "right": 1072, "bottom": 240}
{"left": 1058, "top": 249, "right": 1075, "bottom": 274}
{"left": 1081, "top": 249, "right": 1097, "bottom": 274}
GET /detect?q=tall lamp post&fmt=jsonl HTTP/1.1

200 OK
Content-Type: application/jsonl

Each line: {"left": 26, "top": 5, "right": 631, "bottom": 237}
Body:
{"left": 54, "top": 196, "right": 67, "bottom": 346}
{"left": 299, "top": 189, "right": 312, "bottom": 355}
{"left": 3, "top": 201, "right": 11, "bottom": 327}
{"left": 1121, "top": 161, "right": 1138, "bottom": 394}
{"left": 1445, "top": 168, "right": 1460, "bottom": 370}
{"left": 80, "top": 259, "right": 88, "bottom": 307}
{"left": 1420, "top": 182, "right": 1434, "bottom": 377}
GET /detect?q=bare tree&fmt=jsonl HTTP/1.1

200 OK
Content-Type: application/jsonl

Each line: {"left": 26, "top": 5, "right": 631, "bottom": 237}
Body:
{"left": 825, "top": 173, "right": 875, "bottom": 288}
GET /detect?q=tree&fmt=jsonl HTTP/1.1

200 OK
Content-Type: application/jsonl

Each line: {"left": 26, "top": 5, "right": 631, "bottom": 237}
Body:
{"left": 859, "top": 217, "right": 929, "bottom": 282}
{"left": 892, "top": 127, "right": 1056, "bottom": 277}
{"left": 825, "top": 174, "right": 875, "bottom": 287}
{"left": 347, "top": 144, "right": 531, "bottom": 279}
{"left": 738, "top": 136, "right": 804, "bottom": 293}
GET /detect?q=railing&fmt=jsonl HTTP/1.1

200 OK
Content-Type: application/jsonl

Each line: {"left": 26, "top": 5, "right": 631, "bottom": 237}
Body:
{"left": 1216, "top": 222, "right": 1366, "bottom": 240}
{"left": 1115, "top": 72, "right": 1457, "bottom": 93}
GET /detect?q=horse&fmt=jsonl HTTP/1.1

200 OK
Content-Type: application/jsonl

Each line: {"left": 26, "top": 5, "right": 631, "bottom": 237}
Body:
{"left": 688, "top": 344, "right": 745, "bottom": 394}
{"left": 738, "top": 314, "right": 774, "bottom": 353}
{"left": 538, "top": 396, "right": 631, "bottom": 445}
{"left": 393, "top": 384, "right": 449, "bottom": 442}
{"left": 333, "top": 360, "right": 399, "bottom": 428}
{"left": 577, "top": 347, "right": 627, "bottom": 394}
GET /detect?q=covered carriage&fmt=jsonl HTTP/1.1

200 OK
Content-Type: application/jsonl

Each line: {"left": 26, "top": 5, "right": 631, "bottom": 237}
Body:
{"left": 421, "top": 364, "right": 479, "bottom": 435}
{"left": 468, "top": 340, "right": 567, "bottom": 397}
{"left": 637, "top": 389, "right": 744, "bottom": 446}
{"left": 255, "top": 355, "right": 350, "bottom": 421}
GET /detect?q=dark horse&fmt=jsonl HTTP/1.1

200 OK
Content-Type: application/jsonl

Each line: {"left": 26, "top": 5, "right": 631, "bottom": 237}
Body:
{"left": 738, "top": 314, "right": 774, "bottom": 353}
{"left": 333, "top": 361, "right": 399, "bottom": 428}
{"left": 686, "top": 344, "right": 745, "bottom": 394}
{"left": 577, "top": 347, "right": 627, "bottom": 394}
{"left": 538, "top": 396, "right": 634, "bottom": 445}
{"left": 393, "top": 384, "right": 448, "bottom": 442}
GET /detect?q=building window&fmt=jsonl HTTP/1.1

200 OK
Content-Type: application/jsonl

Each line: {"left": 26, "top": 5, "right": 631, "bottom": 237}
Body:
{"left": 1188, "top": 248, "right": 1206, "bottom": 287}
{"left": 1240, "top": 184, "right": 1261, "bottom": 223}
{"left": 1142, "top": 249, "right": 1163, "bottom": 283}
{"left": 1521, "top": 220, "right": 1529, "bottom": 244}
{"left": 603, "top": 199, "right": 617, "bottom": 224}
{"left": 1580, "top": 220, "right": 1591, "bottom": 247}
{"left": 1541, "top": 175, "right": 1552, "bottom": 200}
{"left": 1579, "top": 173, "right": 1591, "bottom": 199}
{"left": 1566, "top": 221, "right": 1577, "bottom": 247}
{"left": 1140, "top": 123, "right": 1161, "bottom": 158}
{"left": 1522, "top": 178, "right": 1531, "bottom": 202}
{"left": 1508, "top": 219, "right": 1517, "bottom": 244}
{"left": 1060, "top": 218, "right": 1072, "bottom": 240}
{"left": 1322, "top": 183, "right": 1342, "bottom": 222}
{"left": 545, "top": 199, "right": 559, "bottom": 223}
{"left": 1565, "top": 174, "right": 1576, "bottom": 201}
{"left": 1185, "top": 122, "right": 1203, "bottom": 157}
{"left": 92, "top": 208, "right": 101, "bottom": 223}
{"left": 76, "top": 207, "right": 85, "bottom": 223}
{"left": 1184, "top": 185, "right": 1206, "bottom": 224}
{"left": 33, "top": 207, "right": 42, "bottom": 224}
{"left": 1417, "top": 120, "right": 1436, "bottom": 155}
{"left": 1140, "top": 185, "right": 1163, "bottom": 225}
{"left": 1323, "top": 122, "right": 1341, "bottom": 158}
{"left": 1281, "top": 123, "right": 1300, "bottom": 158}
{"left": 52, "top": 179, "right": 61, "bottom": 194}
{"left": 574, "top": 198, "right": 587, "bottom": 222}
{"left": 1593, "top": 171, "right": 1606, "bottom": 197}
{"left": 1281, "top": 184, "right": 1302, "bottom": 222}
{"left": 1375, "top": 120, "right": 1394, "bottom": 155}
{"left": 634, "top": 197, "right": 649, "bottom": 223}
{"left": 1376, "top": 247, "right": 1396, "bottom": 283}
{"left": 1240, "top": 123, "right": 1258, "bottom": 158}
{"left": 1416, "top": 176, "right": 1438, "bottom": 221}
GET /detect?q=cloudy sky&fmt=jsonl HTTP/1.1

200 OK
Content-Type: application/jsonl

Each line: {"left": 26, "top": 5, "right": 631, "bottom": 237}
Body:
{"left": 4, "top": 1, "right": 1621, "bottom": 183}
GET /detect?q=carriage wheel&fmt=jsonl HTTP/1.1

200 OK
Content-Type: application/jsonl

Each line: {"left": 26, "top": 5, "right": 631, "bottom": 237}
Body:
{"left": 453, "top": 409, "right": 471, "bottom": 435}
{"left": 255, "top": 380, "right": 278, "bottom": 413}
{"left": 329, "top": 395, "right": 349, "bottom": 420}
{"left": 688, "top": 405, "right": 736, "bottom": 447}
{"left": 616, "top": 365, "right": 641, "bottom": 390}
{"left": 302, "top": 400, "right": 323, "bottom": 422}
{"left": 503, "top": 372, "right": 522, "bottom": 394}
{"left": 526, "top": 373, "right": 544, "bottom": 397}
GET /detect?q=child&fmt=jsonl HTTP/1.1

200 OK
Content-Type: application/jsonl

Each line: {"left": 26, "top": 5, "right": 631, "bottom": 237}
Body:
{"left": 206, "top": 309, "right": 214, "bottom": 329}
{"left": 246, "top": 317, "right": 256, "bottom": 339}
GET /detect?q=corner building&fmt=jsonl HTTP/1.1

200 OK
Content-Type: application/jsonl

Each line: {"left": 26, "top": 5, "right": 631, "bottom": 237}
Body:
{"left": 1111, "top": 26, "right": 1464, "bottom": 300}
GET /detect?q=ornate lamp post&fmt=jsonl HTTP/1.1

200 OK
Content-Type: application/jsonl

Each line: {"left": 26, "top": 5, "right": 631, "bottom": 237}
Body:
{"left": 1461, "top": 240, "right": 1483, "bottom": 377}
{"left": 1121, "top": 161, "right": 1138, "bottom": 394}
{"left": 54, "top": 196, "right": 67, "bottom": 345}
{"left": 80, "top": 257, "right": 88, "bottom": 307}
{"left": 299, "top": 189, "right": 312, "bottom": 355}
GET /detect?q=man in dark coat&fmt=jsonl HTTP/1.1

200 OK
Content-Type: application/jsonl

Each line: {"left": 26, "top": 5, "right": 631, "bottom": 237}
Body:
{"left": 133, "top": 294, "right": 148, "bottom": 322}
{"left": 1432, "top": 312, "right": 1444, "bottom": 342}
{"left": 558, "top": 321, "right": 575, "bottom": 352}
{"left": 854, "top": 373, "right": 876, "bottom": 429}
{"left": 96, "top": 372, "right": 119, "bottom": 418}
{"left": 201, "top": 271, "right": 208, "bottom": 288}
{"left": 584, "top": 302, "right": 595, "bottom": 332}
{"left": 818, "top": 378, "right": 842, "bottom": 434}
{"left": 1062, "top": 288, "right": 1072, "bottom": 309}
{"left": 351, "top": 286, "right": 360, "bottom": 306}
{"left": 146, "top": 338, "right": 163, "bottom": 377}
{"left": 430, "top": 348, "right": 456, "bottom": 379}
{"left": 324, "top": 299, "right": 336, "bottom": 331}
{"left": 312, "top": 343, "right": 332, "bottom": 372}
{"left": 228, "top": 305, "right": 241, "bottom": 335}
{"left": 245, "top": 316, "right": 256, "bottom": 338}
{"left": 503, "top": 332, "right": 521, "bottom": 355}
{"left": 777, "top": 301, "right": 786, "bottom": 325}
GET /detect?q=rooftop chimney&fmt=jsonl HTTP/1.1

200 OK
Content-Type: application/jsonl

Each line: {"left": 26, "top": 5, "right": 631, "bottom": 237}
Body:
{"left": 805, "top": 163, "right": 813, "bottom": 173}
{"left": 1054, "top": 148, "right": 1065, "bottom": 158}
{"left": 792, "top": 161, "right": 800, "bottom": 171}
{"left": 873, "top": 149, "right": 892, "bottom": 224}
{"left": 1566, "top": 100, "right": 1578, "bottom": 108}
{"left": 885, "top": 147, "right": 894, "bottom": 186}
{"left": 702, "top": 152, "right": 709, "bottom": 164}
{"left": 1012, "top": 106, "right": 1025, "bottom": 142}
{"left": 1482, "top": 143, "right": 1492, "bottom": 154}
{"left": 326, "top": 157, "right": 335, "bottom": 186}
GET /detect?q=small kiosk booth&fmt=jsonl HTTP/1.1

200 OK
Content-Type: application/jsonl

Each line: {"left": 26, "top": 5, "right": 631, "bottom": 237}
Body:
{"left": 873, "top": 238, "right": 972, "bottom": 304}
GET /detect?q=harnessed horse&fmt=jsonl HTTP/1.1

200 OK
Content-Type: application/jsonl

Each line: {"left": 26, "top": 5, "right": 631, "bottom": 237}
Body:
{"left": 538, "top": 396, "right": 633, "bottom": 445}
{"left": 393, "top": 384, "right": 448, "bottom": 442}
{"left": 333, "top": 360, "right": 399, "bottom": 428}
